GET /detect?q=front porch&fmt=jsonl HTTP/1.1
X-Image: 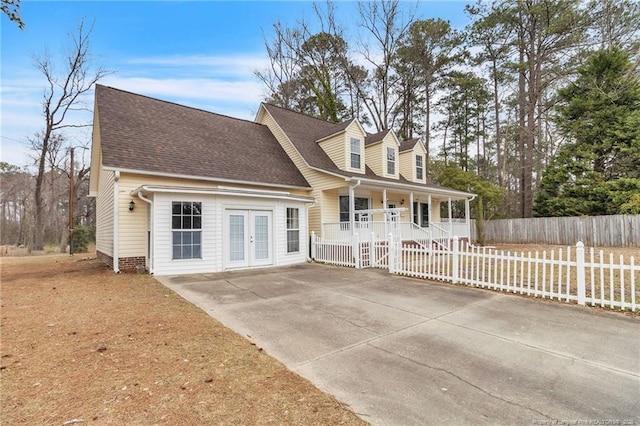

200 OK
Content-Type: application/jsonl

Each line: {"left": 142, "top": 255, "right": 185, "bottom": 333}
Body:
{"left": 321, "top": 219, "right": 470, "bottom": 247}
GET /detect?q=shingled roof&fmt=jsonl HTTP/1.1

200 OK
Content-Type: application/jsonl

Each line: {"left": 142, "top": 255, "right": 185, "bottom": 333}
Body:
{"left": 399, "top": 138, "right": 420, "bottom": 152}
{"left": 261, "top": 103, "right": 472, "bottom": 197}
{"left": 95, "top": 85, "right": 310, "bottom": 189}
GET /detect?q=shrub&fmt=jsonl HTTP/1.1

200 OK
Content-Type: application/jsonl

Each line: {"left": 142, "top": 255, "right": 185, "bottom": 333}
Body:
{"left": 71, "top": 225, "right": 95, "bottom": 253}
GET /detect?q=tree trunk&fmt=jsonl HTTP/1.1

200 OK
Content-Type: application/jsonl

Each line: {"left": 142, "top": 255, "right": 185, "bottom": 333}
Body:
{"left": 475, "top": 196, "right": 485, "bottom": 246}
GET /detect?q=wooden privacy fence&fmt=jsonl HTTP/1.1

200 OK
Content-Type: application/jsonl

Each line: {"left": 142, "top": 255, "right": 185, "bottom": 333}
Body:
{"left": 397, "top": 238, "right": 638, "bottom": 311}
{"left": 470, "top": 214, "right": 640, "bottom": 247}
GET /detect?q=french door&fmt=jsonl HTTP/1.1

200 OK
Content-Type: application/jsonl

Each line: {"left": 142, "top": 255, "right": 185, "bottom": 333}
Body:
{"left": 225, "top": 210, "right": 272, "bottom": 268}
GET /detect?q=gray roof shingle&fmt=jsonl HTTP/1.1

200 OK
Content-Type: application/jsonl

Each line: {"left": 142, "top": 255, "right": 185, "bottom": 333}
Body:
{"left": 95, "top": 85, "right": 310, "bottom": 188}
{"left": 262, "top": 104, "right": 471, "bottom": 197}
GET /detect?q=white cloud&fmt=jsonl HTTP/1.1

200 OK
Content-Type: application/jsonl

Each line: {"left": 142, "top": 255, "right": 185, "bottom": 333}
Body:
{"left": 1, "top": 51, "right": 270, "bottom": 168}
{"left": 124, "top": 53, "right": 270, "bottom": 79}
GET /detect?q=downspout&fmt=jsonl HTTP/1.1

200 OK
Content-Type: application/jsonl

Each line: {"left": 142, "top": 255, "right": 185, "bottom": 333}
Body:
{"left": 113, "top": 171, "right": 120, "bottom": 273}
{"left": 306, "top": 199, "right": 318, "bottom": 262}
{"left": 137, "top": 191, "right": 154, "bottom": 274}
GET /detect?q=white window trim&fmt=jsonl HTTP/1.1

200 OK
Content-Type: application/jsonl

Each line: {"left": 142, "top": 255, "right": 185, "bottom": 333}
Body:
{"left": 171, "top": 201, "right": 203, "bottom": 261}
{"left": 286, "top": 207, "right": 300, "bottom": 254}
{"left": 416, "top": 154, "right": 424, "bottom": 181}
{"left": 349, "top": 137, "right": 362, "bottom": 171}
{"left": 386, "top": 146, "right": 396, "bottom": 176}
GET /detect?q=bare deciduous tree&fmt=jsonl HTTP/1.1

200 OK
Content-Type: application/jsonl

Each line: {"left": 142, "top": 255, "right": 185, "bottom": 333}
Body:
{"left": 31, "top": 18, "right": 109, "bottom": 250}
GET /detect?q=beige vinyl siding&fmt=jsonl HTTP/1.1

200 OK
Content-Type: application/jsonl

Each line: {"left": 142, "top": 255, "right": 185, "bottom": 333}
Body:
{"left": 95, "top": 167, "right": 114, "bottom": 256}
{"left": 365, "top": 143, "right": 384, "bottom": 176}
{"left": 318, "top": 134, "right": 346, "bottom": 170}
{"left": 381, "top": 133, "right": 399, "bottom": 179}
{"left": 257, "top": 108, "right": 345, "bottom": 235}
{"left": 117, "top": 174, "right": 151, "bottom": 258}
{"left": 344, "top": 122, "right": 366, "bottom": 174}
{"left": 399, "top": 143, "right": 427, "bottom": 183}
{"left": 321, "top": 188, "right": 341, "bottom": 224}
{"left": 399, "top": 151, "right": 414, "bottom": 182}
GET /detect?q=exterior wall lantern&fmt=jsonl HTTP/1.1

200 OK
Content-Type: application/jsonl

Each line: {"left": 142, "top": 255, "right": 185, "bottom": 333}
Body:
{"left": 129, "top": 200, "right": 135, "bottom": 212}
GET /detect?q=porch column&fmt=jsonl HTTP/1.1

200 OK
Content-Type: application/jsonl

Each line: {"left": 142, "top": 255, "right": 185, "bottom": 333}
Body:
{"left": 465, "top": 198, "right": 471, "bottom": 239}
{"left": 427, "top": 194, "right": 432, "bottom": 228}
{"left": 409, "top": 192, "right": 414, "bottom": 224}
{"left": 349, "top": 185, "right": 355, "bottom": 235}
{"left": 448, "top": 197, "right": 453, "bottom": 236}
{"left": 383, "top": 189, "right": 387, "bottom": 209}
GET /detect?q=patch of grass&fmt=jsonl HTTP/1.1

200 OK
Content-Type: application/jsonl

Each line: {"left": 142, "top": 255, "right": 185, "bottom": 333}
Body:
{"left": 0, "top": 254, "right": 366, "bottom": 425}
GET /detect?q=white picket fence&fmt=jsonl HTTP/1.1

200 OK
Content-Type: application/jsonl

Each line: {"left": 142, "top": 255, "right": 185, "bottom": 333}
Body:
{"left": 311, "top": 233, "right": 358, "bottom": 268}
{"left": 397, "top": 238, "right": 638, "bottom": 311}
{"left": 311, "top": 233, "right": 640, "bottom": 312}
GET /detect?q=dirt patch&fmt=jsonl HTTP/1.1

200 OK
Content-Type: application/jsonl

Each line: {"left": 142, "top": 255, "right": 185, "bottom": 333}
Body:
{"left": 0, "top": 254, "right": 366, "bottom": 425}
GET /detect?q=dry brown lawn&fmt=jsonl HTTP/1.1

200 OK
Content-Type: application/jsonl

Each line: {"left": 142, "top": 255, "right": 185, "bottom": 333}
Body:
{"left": 0, "top": 254, "right": 367, "bottom": 425}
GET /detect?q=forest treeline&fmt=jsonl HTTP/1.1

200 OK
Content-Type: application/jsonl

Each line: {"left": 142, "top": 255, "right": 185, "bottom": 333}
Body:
{"left": 255, "top": 0, "right": 640, "bottom": 220}
{"left": 1, "top": 0, "right": 638, "bottom": 250}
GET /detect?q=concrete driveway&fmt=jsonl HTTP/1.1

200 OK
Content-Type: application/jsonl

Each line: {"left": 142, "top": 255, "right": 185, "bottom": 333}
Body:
{"left": 156, "top": 263, "right": 640, "bottom": 425}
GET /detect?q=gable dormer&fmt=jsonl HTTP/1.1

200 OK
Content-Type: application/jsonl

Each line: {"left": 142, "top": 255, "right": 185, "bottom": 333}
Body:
{"left": 317, "top": 119, "right": 366, "bottom": 174}
{"left": 399, "top": 139, "right": 427, "bottom": 184}
{"left": 364, "top": 130, "right": 400, "bottom": 179}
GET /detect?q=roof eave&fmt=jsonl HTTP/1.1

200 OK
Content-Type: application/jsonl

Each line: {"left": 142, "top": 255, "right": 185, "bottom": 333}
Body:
{"left": 102, "top": 166, "right": 312, "bottom": 191}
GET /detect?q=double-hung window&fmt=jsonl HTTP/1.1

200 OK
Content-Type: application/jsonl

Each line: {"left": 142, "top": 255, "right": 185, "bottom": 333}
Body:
{"left": 286, "top": 208, "right": 300, "bottom": 253}
{"left": 416, "top": 155, "right": 424, "bottom": 180}
{"left": 350, "top": 138, "right": 361, "bottom": 169}
{"left": 172, "top": 201, "right": 202, "bottom": 260}
{"left": 387, "top": 147, "right": 396, "bottom": 175}
{"left": 339, "top": 196, "right": 369, "bottom": 222}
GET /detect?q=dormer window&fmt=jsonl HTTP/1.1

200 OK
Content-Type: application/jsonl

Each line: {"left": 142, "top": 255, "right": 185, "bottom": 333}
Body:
{"left": 387, "top": 147, "right": 396, "bottom": 175}
{"left": 416, "top": 154, "right": 423, "bottom": 180}
{"left": 350, "top": 138, "right": 361, "bottom": 169}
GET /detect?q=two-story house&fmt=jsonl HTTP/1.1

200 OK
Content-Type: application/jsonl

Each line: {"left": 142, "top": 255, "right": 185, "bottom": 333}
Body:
{"left": 90, "top": 85, "right": 473, "bottom": 275}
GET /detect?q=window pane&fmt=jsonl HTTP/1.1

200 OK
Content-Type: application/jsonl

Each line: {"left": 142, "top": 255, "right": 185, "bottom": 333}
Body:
{"left": 355, "top": 197, "right": 369, "bottom": 210}
{"left": 192, "top": 245, "right": 201, "bottom": 259}
{"left": 182, "top": 216, "right": 191, "bottom": 229}
{"left": 229, "top": 215, "right": 245, "bottom": 261}
{"left": 192, "top": 202, "right": 202, "bottom": 215}
{"left": 172, "top": 231, "right": 181, "bottom": 245}
{"left": 182, "top": 202, "right": 192, "bottom": 215}
{"left": 193, "top": 216, "right": 201, "bottom": 229}
{"left": 172, "top": 245, "right": 182, "bottom": 260}
{"left": 172, "top": 216, "right": 181, "bottom": 229}
{"left": 287, "top": 208, "right": 299, "bottom": 229}
{"left": 254, "top": 216, "right": 269, "bottom": 260}
{"left": 287, "top": 230, "right": 300, "bottom": 253}
{"left": 193, "top": 231, "right": 201, "bottom": 244}
{"left": 182, "top": 246, "right": 193, "bottom": 259}
{"left": 172, "top": 202, "right": 182, "bottom": 215}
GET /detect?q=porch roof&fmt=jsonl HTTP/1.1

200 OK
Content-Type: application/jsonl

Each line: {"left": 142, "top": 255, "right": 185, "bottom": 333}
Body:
{"left": 342, "top": 175, "right": 474, "bottom": 200}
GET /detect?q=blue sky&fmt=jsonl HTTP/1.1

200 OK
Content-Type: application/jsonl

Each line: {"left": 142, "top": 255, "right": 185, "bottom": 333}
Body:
{"left": 1, "top": 1, "right": 469, "bottom": 168}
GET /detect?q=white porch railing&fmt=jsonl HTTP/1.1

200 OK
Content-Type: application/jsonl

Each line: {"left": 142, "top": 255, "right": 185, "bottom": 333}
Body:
{"left": 322, "top": 221, "right": 467, "bottom": 243}
{"left": 432, "top": 220, "right": 469, "bottom": 239}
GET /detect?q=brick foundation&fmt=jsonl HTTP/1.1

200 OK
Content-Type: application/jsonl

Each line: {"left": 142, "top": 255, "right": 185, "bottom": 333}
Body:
{"left": 96, "top": 251, "right": 146, "bottom": 273}
{"left": 97, "top": 250, "right": 114, "bottom": 269}
{"left": 118, "top": 256, "right": 147, "bottom": 273}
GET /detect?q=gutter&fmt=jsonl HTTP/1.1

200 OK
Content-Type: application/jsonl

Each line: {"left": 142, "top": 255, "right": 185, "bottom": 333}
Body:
{"left": 305, "top": 198, "right": 318, "bottom": 262}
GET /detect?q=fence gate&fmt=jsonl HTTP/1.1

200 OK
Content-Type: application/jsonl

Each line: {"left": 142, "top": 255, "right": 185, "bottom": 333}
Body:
{"left": 356, "top": 208, "right": 404, "bottom": 271}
